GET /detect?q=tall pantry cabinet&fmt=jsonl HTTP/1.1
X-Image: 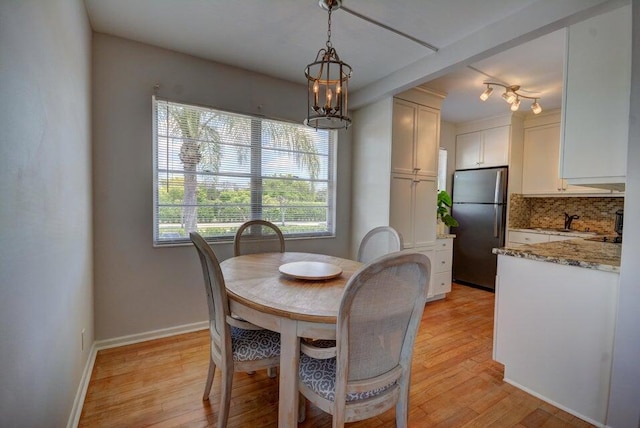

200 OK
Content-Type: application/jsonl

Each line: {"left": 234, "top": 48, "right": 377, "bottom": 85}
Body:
{"left": 351, "top": 88, "right": 446, "bottom": 298}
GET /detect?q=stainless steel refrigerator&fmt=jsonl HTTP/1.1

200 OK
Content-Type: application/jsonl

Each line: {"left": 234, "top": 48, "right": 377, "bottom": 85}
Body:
{"left": 451, "top": 167, "right": 508, "bottom": 290}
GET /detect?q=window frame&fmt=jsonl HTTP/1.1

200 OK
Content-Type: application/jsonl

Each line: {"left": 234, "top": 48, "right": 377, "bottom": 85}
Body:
{"left": 152, "top": 97, "right": 337, "bottom": 247}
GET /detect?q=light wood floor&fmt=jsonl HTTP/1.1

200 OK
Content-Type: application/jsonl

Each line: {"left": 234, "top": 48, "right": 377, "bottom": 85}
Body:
{"left": 80, "top": 283, "right": 594, "bottom": 427}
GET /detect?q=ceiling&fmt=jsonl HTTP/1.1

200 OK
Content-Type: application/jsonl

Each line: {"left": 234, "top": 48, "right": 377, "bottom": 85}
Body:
{"left": 84, "top": 0, "right": 622, "bottom": 123}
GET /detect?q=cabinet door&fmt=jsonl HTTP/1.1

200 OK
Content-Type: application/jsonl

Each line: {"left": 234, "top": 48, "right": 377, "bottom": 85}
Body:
{"left": 390, "top": 175, "right": 437, "bottom": 248}
{"left": 455, "top": 132, "right": 482, "bottom": 169}
{"left": 390, "top": 174, "right": 414, "bottom": 247}
{"left": 523, "top": 124, "right": 563, "bottom": 194}
{"left": 481, "top": 126, "right": 510, "bottom": 168}
{"left": 561, "top": 5, "right": 630, "bottom": 185}
{"left": 415, "top": 105, "right": 439, "bottom": 176}
{"left": 432, "top": 271, "right": 452, "bottom": 296}
{"left": 413, "top": 178, "right": 437, "bottom": 247}
{"left": 391, "top": 99, "right": 416, "bottom": 175}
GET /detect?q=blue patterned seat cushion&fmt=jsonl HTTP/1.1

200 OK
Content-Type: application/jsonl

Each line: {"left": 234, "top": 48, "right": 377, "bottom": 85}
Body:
{"left": 299, "top": 354, "right": 396, "bottom": 402}
{"left": 230, "top": 326, "right": 280, "bottom": 362}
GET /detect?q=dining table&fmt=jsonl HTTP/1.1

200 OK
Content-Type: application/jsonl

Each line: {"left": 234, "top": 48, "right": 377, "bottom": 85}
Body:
{"left": 220, "top": 251, "right": 363, "bottom": 428}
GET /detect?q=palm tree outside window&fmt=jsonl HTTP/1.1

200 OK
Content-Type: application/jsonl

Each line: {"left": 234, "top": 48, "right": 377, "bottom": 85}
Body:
{"left": 153, "top": 98, "right": 336, "bottom": 245}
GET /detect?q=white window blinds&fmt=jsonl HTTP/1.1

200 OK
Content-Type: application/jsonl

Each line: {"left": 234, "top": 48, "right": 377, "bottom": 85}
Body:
{"left": 153, "top": 98, "right": 336, "bottom": 245}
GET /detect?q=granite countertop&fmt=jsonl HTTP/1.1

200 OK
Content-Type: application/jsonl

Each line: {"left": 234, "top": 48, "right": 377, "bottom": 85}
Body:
{"left": 509, "top": 227, "right": 597, "bottom": 238}
{"left": 437, "top": 233, "right": 456, "bottom": 239}
{"left": 493, "top": 239, "right": 621, "bottom": 273}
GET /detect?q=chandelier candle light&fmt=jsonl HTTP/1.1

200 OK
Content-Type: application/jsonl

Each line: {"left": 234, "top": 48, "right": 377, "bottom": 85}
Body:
{"left": 480, "top": 82, "right": 542, "bottom": 114}
{"left": 304, "top": 0, "right": 352, "bottom": 129}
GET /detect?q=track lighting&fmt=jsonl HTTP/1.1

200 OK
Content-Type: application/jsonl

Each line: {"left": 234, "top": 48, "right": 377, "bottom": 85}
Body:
{"left": 480, "top": 82, "right": 542, "bottom": 115}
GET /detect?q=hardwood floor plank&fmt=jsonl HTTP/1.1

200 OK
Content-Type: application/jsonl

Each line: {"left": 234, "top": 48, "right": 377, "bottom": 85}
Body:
{"left": 79, "top": 283, "right": 594, "bottom": 427}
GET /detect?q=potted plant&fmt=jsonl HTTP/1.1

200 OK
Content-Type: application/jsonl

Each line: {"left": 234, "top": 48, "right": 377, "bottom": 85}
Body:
{"left": 437, "top": 190, "right": 458, "bottom": 234}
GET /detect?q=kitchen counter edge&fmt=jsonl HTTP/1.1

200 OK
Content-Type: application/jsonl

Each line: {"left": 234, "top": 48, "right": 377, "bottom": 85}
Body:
{"left": 492, "top": 240, "right": 621, "bottom": 273}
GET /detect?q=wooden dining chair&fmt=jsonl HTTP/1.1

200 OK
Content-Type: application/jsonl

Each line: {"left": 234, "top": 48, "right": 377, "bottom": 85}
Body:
{"left": 234, "top": 219, "right": 285, "bottom": 256}
{"left": 356, "top": 226, "right": 404, "bottom": 263}
{"left": 298, "top": 251, "right": 430, "bottom": 428}
{"left": 190, "top": 232, "right": 281, "bottom": 428}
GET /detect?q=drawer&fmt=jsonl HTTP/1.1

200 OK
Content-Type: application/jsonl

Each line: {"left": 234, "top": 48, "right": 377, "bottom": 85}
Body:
{"left": 434, "top": 249, "right": 452, "bottom": 273}
{"left": 435, "top": 238, "right": 453, "bottom": 251}
{"left": 508, "top": 231, "right": 550, "bottom": 245}
{"left": 431, "top": 271, "right": 452, "bottom": 296}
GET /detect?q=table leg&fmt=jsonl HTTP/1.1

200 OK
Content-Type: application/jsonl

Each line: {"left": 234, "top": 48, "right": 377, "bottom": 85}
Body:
{"left": 279, "top": 320, "right": 300, "bottom": 428}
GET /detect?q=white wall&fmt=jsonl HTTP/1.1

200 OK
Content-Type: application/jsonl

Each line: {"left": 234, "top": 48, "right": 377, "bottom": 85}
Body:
{"left": 606, "top": 1, "right": 640, "bottom": 425}
{"left": 0, "top": 0, "right": 93, "bottom": 426}
{"left": 349, "top": 98, "right": 393, "bottom": 257}
{"left": 92, "top": 34, "right": 352, "bottom": 340}
{"left": 439, "top": 121, "right": 457, "bottom": 196}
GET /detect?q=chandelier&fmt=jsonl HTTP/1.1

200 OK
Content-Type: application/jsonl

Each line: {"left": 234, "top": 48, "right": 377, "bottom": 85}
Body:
{"left": 480, "top": 82, "right": 542, "bottom": 115}
{"left": 304, "top": 0, "right": 352, "bottom": 129}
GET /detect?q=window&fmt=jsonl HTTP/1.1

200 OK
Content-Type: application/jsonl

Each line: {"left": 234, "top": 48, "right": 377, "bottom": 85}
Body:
{"left": 153, "top": 98, "right": 336, "bottom": 245}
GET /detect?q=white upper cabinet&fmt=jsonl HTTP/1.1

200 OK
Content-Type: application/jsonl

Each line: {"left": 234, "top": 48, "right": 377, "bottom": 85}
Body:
{"left": 523, "top": 123, "right": 563, "bottom": 194}
{"left": 523, "top": 115, "right": 612, "bottom": 195}
{"left": 391, "top": 98, "right": 439, "bottom": 177}
{"left": 455, "top": 126, "right": 509, "bottom": 170}
{"left": 560, "top": 5, "right": 631, "bottom": 191}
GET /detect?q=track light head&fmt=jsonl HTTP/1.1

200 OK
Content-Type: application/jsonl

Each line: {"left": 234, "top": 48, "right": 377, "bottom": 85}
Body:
{"left": 510, "top": 97, "right": 521, "bottom": 111}
{"left": 480, "top": 86, "right": 493, "bottom": 101}
{"left": 531, "top": 100, "right": 542, "bottom": 114}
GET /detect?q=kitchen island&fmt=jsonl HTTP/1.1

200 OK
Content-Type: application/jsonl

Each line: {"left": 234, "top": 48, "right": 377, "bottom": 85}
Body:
{"left": 492, "top": 239, "right": 621, "bottom": 426}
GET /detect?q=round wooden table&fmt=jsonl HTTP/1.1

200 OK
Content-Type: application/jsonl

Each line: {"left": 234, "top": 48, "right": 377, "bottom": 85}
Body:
{"left": 221, "top": 252, "right": 362, "bottom": 427}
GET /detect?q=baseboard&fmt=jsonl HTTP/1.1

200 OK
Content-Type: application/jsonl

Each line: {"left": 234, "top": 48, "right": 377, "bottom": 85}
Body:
{"left": 94, "top": 321, "right": 209, "bottom": 351}
{"left": 502, "top": 377, "right": 606, "bottom": 428}
{"left": 66, "top": 343, "right": 98, "bottom": 428}
{"left": 66, "top": 321, "right": 208, "bottom": 427}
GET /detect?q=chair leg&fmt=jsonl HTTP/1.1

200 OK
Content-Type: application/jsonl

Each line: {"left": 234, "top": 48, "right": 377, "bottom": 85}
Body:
{"left": 217, "top": 367, "right": 234, "bottom": 428}
{"left": 202, "top": 357, "right": 216, "bottom": 401}
{"left": 298, "top": 393, "right": 306, "bottom": 423}
{"left": 267, "top": 367, "right": 276, "bottom": 378}
{"left": 396, "top": 379, "right": 410, "bottom": 428}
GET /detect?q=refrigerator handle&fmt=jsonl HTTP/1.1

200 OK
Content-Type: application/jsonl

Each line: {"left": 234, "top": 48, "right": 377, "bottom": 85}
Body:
{"left": 494, "top": 170, "right": 502, "bottom": 204}
{"left": 494, "top": 205, "right": 499, "bottom": 238}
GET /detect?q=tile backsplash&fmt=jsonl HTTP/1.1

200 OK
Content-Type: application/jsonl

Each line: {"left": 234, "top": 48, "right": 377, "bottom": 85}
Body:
{"left": 509, "top": 194, "right": 624, "bottom": 234}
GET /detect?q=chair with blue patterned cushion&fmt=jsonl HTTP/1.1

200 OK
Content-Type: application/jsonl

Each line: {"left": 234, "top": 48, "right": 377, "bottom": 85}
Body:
{"left": 190, "top": 232, "right": 281, "bottom": 428}
{"left": 298, "top": 250, "right": 430, "bottom": 427}
{"left": 233, "top": 219, "right": 285, "bottom": 379}
{"left": 357, "top": 226, "right": 404, "bottom": 263}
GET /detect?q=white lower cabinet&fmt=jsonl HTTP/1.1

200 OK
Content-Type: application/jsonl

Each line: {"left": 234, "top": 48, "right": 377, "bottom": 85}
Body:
{"left": 494, "top": 255, "right": 618, "bottom": 425}
{"left": 390, "top": 174, "right": 437, "bottom": 248}
{"left": 418, "top": 237, "right": 452, "bottom": 301}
